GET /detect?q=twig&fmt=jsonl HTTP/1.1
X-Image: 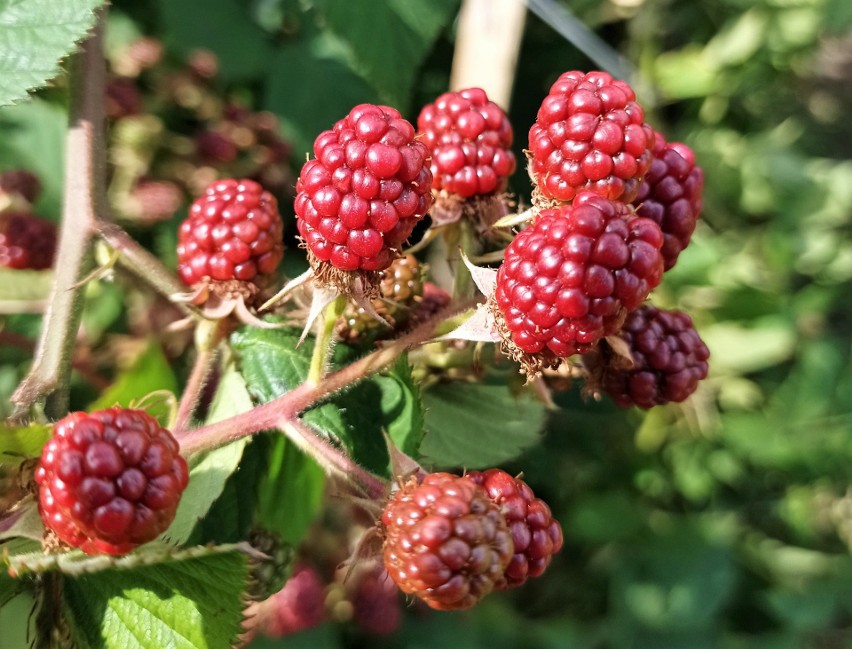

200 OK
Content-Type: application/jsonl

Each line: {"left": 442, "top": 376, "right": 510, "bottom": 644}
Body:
{"left": 97, "top": 221, "right": 196, "bottom": 316}
{"left": 11, "top": 12, "right": 106, "bottom": 418}
{"left": 173, "top": 318, "right": 228, "bottom": 435}
{"left": 279, "top": 417, "right": 388, "bottom": 499}
{"left": 306, "top": 295, "right": 346, "bottom": 385}
{"left": 178, "top": 298, "right": 479, "bottom": 456}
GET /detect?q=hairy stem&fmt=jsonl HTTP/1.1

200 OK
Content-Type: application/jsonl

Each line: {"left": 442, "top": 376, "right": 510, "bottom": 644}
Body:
{"left": 307, "top": 295, "right": 346, "bottom": 385}
{"left": 279, "top": 418, "right": 388, "bottom": 499}
{"left": 97, "top": 221, "right": 195, "bottom": 316}
{"left": 173, "top": 318, "right": 228, "bottom": 435}
{"left": 178, "top": 298, "right": 478, "bottom": 455}
{"left": 11, "top": 13, "right": 106, "bottom": 418}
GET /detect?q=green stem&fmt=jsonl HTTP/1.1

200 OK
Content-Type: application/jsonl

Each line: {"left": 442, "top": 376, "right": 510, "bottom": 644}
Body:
{"left": 451, "top": 219, "right": 483, "bottom": 300}
{"left": 178, "top": 297, "right": 478, "bottom": 456}
{"left": 11, "top": 12, "right": 106, "bottom": 418}
{"left": 307, "top": 295, "right": 346, "bottom": 385}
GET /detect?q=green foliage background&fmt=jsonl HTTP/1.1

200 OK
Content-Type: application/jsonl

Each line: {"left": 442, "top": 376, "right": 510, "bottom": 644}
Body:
{"left": 1, "top": 0, "right": 851, "bottom": 647}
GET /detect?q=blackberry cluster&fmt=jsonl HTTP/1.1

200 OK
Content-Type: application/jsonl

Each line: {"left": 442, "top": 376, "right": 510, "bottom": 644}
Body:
{"left": 528, "top": 70, "right": 655, "bottom": 204}
{"left": 35, "top": 408, "right": 189, "bottom": 556}
{"left": 294, "top": 104, "right": 433, "bottom": 276}
{"left": 176, "top": 178, "right": 284, "bottom": 290}
{"left": 381, "top": 470, "right": 562, "bottom": 609}
{"left": 633, "top": 131, "right": 704, "bottom": 270}
{"left": 337, "top": 254, "right": 424, "bottom": 343}
{"left": 586, "top": 305, "right": 710, "bottom": 408}
{"left": 106, "top": 38, "right": 293, "bottom": 225}
{"left": 492, "top": 192, "right": 663, "bottom": 372}
{"left": 0, "top": 211, "right": 57, "bottom": 270}
{"left": 417, "top": 87, "right": 516, "bottom": 198}
{"left": 381, "top": 472, "right": 514, "bottom": 610}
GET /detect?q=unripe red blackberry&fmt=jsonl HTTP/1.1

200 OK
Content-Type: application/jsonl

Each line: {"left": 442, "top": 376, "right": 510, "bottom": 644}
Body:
{"left": 417, "top": 87, "right": 516, "bottom": 198}
{"left": 632, "top": 132, "right": 703, "bottom": 270}
{"left": 528, "top": 70, "right": 655, "bottom": 204}
{"left": 585, "top": 305, "right": 709, "bottom": 408}
{"left": 491, "top": 192, "right": 664, "bottom": 374}
{"left": 465, "top": 469, "right": 563, "bottom": 589}
{"left": 105, "top": 78, "right": 143, "bottom": 120}
{"left": 349, "top": 567, "right": 401, "bottom": 636}
{"left": 128, "top": 179, "right": 183, "bottom": 224}
{"left": 0, "top": 169, "right": 42, "bottom": 205}
{"left": 337, "top": 254, "right": 423, "bottom": 343}
{"left": 195, "top": 130, "right": 238, "bottom": 164}
{"left": 381, "top": 472, "right": 514, "bottom": 611}
{"left": 34, "top": 408, "right": 189, "bottom": 556}
{"left": 294, "top": 104, "right": 433, "bottom": 280}
{"left": 176, "top": 178, "right": 284, "bottom": 290}
{"left": 262, "top": 565, "right": 326, "bottom": 637}
{"left": 0, "top": 212, "right": 57, "bottom": 270}
{"left": 412, "top": 281, "right": 452, "bottom": 323}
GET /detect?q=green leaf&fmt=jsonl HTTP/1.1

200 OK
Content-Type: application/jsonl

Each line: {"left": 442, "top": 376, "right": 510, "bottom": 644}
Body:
{"left": 568, "top": 491, "right": 646, "bottom": 544}
{"left": 419, "top": 379, "right": 546, "bottom": 469}
{"left": 265, "top": 32, "right": 380, "bottom": 157}
{"left": 0, "top": 98, "right": 66, "bottom": 218}
{"left": 0, "top": 268, "right": 53, "bottom": 303}
{"left": 163, "top": 364, "right": 253, "bottom": 545}
{"left": 157, "top": 0, "right": 274, "bottom": 81}
{"left": 0, "top": 589, "right": 35, "bottom": 647}
{"left": 255, "top": 434, "right": 325, "bottom": 545}
{"left": 0, "top": 422, "right": 51, "bottom": 463}
{"left": 701, "top": 317, "right": 796, "bottom": 375}
{"left": 231, "top": 326, "right": 389, "bottom": 475}
{"left": 0, "top": 0, "right": 106, "bottom": 106}
{"left": 188, "top": 434, "right": 269, "bottom": 545}
{"left": 0, "top": 504, "right": 43, "bottom": 543}
{"left": 89, "top": 340, "right": 178, "bottom": 421}
{"left": 375, "top": 355, "right": 424, "bottom": 458}
{"left": 62, "top": 546, "right": 251, "bottom": 649}
{"left": 316, "top": 0, "right": 460, "bottom": 109}
{"left": 611, "top": 523, "right": 736, "bottom": 637}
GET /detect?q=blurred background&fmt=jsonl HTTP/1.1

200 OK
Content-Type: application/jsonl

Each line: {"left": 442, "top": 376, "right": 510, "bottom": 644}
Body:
{"left": 1, "top": 0, "right": 851, "bottom": 647}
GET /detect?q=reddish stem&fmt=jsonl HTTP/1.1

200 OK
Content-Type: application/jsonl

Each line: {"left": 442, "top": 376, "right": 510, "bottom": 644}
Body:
{"left": 279, "top": 417, "right": 388, "bottom": 500}
{"left": 178, "top": 298, "right": 478, "bottom": 456}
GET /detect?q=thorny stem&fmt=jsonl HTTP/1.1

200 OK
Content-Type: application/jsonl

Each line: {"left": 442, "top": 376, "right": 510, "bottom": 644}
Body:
{"left": 451, "top": 219, "right": 483, "bottom": 300}
{"left": 178, "top": 298, "right": 478, "bottom": 456}
{"left": 0, "top": 331, "right": 109, "bottom": 390}
{"left": 279, "top": 418, "right": 388, "bottom": 499}
{"left": 173, "top": 318, "right": 229, "bottom": 435}
{"left": 97, "top": 221, "right": 196, "bottom": 316}
{"left": 11, "top": 13, "right": 106, "bottom": 419}
{"left": 307, "top": 295, "right": 346, "bottom": 385}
